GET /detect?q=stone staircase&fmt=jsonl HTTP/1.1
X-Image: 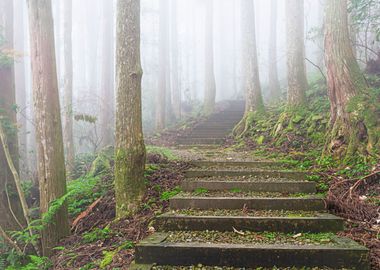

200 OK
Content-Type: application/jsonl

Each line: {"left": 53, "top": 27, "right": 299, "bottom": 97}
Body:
{"left": 176, "top": 100, "right": 245, "bottom": 146}
{"left": 133, "top": 104, "right": 370, "bottom": 269}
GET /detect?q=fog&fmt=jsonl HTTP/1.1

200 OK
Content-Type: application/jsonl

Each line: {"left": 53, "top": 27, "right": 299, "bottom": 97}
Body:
{"left": 2, "top": 0, "right": 378, "bottom": 174}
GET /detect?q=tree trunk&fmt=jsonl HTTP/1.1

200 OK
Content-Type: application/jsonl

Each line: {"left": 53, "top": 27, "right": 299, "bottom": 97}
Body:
{"left": 63, "top": 0, "right": 75, "bottom": 177}
{"left": 286, "top": 0, "right": 308, "bottom": 106}
{"left": 242, "top": 0, "right": 264, "bottom": 113}
{"left": 268, "top": 0, "right": 281, "bottom": 102}
{"left": 324, "top": 0, "right": 379, "bottom": 160}
{"left": 203, "top": 0, "right": 216, "bottom": 115}
{"left": 99, "top": 0, "right": 115, "bottom": 148}
{"left": 14, "top": 0, "right": 29, "bottom": 178}
{"left": 234, "top": 0, "right": 265, "bottom": 137}
{"left": 115, "top": 0, "right": 146, "bottom": 218}
{"left": 0, "top": 0, "right": 26, "bottom": 232}
{"left": 155, "top": 0, "right": 168, "bottom": 131}
{"left": 27, "top": 0, "right": 70, "bottom": 256}
{"left": 171, "top": 0, "right": 181, "bottom": 120}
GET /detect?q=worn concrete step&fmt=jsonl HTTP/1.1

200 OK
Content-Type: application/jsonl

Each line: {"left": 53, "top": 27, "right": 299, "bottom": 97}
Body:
{"left": 182, "top": 134, "right": 228, "bottom": 139}
{"left": 177, "top": 138, "right": 225, "bottom": 145}
{"left": 184, "top": 170, "right": 306, "bottom": 180}
{"left": 135, "top": 233, "right": 369, "bottom": 269}
{"left": 154, "top": 213, "right": 344, "bottom": 233}
{"left": 181, "top": 180, "right": 316, "bottom": 193}
{"left": 191, "top": 160, "right": 288, "bottom": 168}
{"left": 175, "top": 145, "right": 221, "bottom": 150}
{"left": 170, "top": 196, "right": 325, "bottom": 211}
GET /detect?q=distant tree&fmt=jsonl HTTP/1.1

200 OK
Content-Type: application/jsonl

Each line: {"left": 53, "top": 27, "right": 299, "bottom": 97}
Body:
{"left": 63, "top": 0, "right": 75, "bottom": 176}
{"left": 115, "top": 0, "right": 146, "bottom": 218}
{"left": 234, "top": 0, "right": 265, "bottom": 136}
{"left": 268, "top": 0, "right": 281, "bottom": 102}
{"left": 99, "top": 0, "right": 115, "bottom": 147}
{"left": 0, "top": 0, "right": 26, "bottom": 232}
{"left": 286, "top": 0, "right": 308, "bottom": 106}
{"left": 203, "top": 0, "right": 216, "bottom": 115}
{"left": 155, "top": 0, "right": 168, "bottom": 131}
{"left": 14, "top": 0, "right": 29, "bottom": 177}
{"left": 324, "top": 0, "right": 379, "bottom": 161}
{"left": 27, "top": 0, "right": 69, "bottom": 256}
{"left": 171, "top": 0, "right": 181, "bottom": 120}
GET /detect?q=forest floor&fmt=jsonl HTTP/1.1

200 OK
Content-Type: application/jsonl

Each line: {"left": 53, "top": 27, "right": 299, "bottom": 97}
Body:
{"left": 50, "top": 142, "right": 380, "bottom": 270}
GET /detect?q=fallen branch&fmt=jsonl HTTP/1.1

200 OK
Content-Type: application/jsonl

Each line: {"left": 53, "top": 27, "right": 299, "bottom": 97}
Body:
{"left": 72, "top": 197, "right": 102, "bottom": 230}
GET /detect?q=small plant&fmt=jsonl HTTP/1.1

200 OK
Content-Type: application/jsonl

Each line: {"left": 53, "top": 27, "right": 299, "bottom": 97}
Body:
{"left": 193, "top": 188, "right": 208, "bottom": 196}
{"left": 160, "top": 187, "right": 182, "bottom": 201}
{"left": 230, "top": 188, "right": 242, "bottom": 193}
{"left": 263, "top": 232, "right": 277, "bottom": 240}
{"left": 82, "top": 227, "right": 112, "bottom": 243}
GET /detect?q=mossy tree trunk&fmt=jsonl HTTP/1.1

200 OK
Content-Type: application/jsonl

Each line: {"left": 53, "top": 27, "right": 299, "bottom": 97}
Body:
{"left": 286, "top": 0, "right": 308, "bottom": 107}
{"left": 0, "top": 0, "right": 26, "bottom": 232}
{"left": 99, "top": 0, "right": 115, "bottom": 148}
{"left": 63, "top": 0, "right": 75, "bottom": 177}
{"left": 115, "top": 0, "right": 146, "bottom": 219}
{"left": 203, "top": 0, "right": 216, "bottom": 116}
{"left": 234, "top": 0, "right": 265, "bottom": 137}
{"left": 324, "top": 0, "right": 379, "bottom": 161}
{"left": 268, "top": 0, "right": 281, "bottom": 102}
{"left": 27, "top": 0, "right": 70, "bottom": 256}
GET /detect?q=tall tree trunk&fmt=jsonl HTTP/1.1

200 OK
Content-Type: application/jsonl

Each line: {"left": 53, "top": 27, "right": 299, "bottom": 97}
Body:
{"left": 63, "top": 0, "right": 74, "bottom": 177}
{"left": 171, "top": 0, "right": 181, "bottom": 120}
{"left": 99, "top": 0, "right": 115, "bottom": 148}
{"left": 155, "top": 0, "right": 168, "bottom": 131}
{"left": 324, "top": 0, "right": 379, "bottom": 161}
{"left": 268, "top": 0, "right": 281, "bottom": 102}
{"left": 241, "top": 0, "right": 264, "bottom": 113}
{"left": 203, "top": 0, "right": 216, "bottom": 115}
{"left": 115, "top": 0, "right": 146, "bottom": 218}
{"left": 27, "top": 0, "right": 70, "bottom": 256}
{"left": 14, "top": 0, "right": 29, "bottom": 178}
{"left": 0, "top": 0, "right": 26, "bottom": 232}
{"left": 234, "top": 0, "right": 265, "bottom": 137}
{"left": 286, "top": 0, "right": 308, "bottom": 106}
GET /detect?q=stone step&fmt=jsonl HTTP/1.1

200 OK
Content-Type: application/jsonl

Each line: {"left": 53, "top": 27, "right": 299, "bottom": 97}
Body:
{"left": 154, "top": 213, "right": 344, "bottom": 233}
{"left": 175, "top": 145, "right": 221, "bottom": 150}
{"left": 135, "top": 233, "right": 369, "bottom": 269}
{"left": 170, "top": 196, "right": 325, "bottom": 211}
{"left": 184, "top": 170, "right": 306, "bottom": 180}
{"left": 181, "top": 180, "right": 316, "bottom": 193}
{"left": 191, "top": 160, "right": 288, "bottom": 168}
{"left": 177, "top": 138, "right": 225, "bottom": 145}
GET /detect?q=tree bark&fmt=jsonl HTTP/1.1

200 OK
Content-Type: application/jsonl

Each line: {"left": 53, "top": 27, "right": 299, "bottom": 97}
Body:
{"left": 27, "top": 0, "right": 70, "bottom": 256}
{"left": 115, "top": 0, "right": 146, "bottom": 218}
{"left": 63, "top": 0, "right": 75, "bottom": 177}
{"left": 268, "top": 0, "right": 281, "bottom": 102}
{"left": 171, "top": 0, "right": 181, "bottom": 120}
{"left": 99, "top": 0, "right": 115, "bottom": 148}
{"left": 241, "top": 0, "right": 264, "bottom": 114}
{"left": 234, "top": 0, "right": 265, "bottom": 137}
{"left": 203, "top": 0, "right": 216, "bottom": 115}
{"left": 324, "top": 0, "right": 379, "bottom": 160}
{"left": 286, "top": 0, "right": 308, "bottom": 106}
{"left": 0, "top": 0, "right": 26, "bottom": 232}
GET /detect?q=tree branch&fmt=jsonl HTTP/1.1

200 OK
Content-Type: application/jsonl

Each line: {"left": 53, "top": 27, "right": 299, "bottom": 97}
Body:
{"left": 305, "top": 57, "right": 327, "bottom": 82}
